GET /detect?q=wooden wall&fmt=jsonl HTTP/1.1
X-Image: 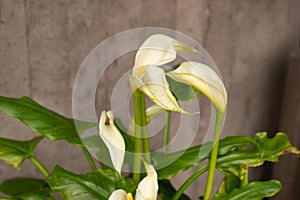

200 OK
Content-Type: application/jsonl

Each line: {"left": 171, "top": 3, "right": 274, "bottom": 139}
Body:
{"left": 0, "top": 0, "right": 299, "bottom": 199}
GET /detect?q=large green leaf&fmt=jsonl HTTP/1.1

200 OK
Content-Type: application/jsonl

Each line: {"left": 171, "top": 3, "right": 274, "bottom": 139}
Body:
{"left": 213, "top": 180, "right": 281, "bottom": 200}
{"left": 152, "top": 142, "right": 211, "bottom": 179}
{"left": 216, "top": 132, "right": 300, "bottom": 176}
{"left": 0, "top": 96, "right": 95, "bottom": 146}
{"left": 0, "top": 136, "right": 42, "bottom": 169}
{"left": 153, "top": 132, "right": 299, "bottom": 180}
{"left": 46, "top": 165, "right": 136, "bottom": 200}
{"left": 152, "top": 136, "right": 253, "bottom": 179}
{"left": 0, "top": 178, "right": 50, "bottom": 200}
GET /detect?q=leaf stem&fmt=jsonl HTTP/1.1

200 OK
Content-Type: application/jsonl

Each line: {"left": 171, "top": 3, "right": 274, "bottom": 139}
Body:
{"left": 29, "top": 156, "right": 49, "bottom": 177}
{"left": 173, "top": 164, "right": 209, "bottom": 200}
{"left": 203, "top": 111, "right": 224, "bottom": 200}
{"left": 164, "top": 110, "right": 171, "bottom": 153}
{"left": 81, "top": 146, "right": 97, "bottom": 171}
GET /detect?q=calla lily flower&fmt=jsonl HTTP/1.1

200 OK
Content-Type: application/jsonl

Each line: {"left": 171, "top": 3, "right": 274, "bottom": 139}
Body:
{"left": 130, "top": 66, "right": 185, "bottom": 112}
{"left": 98, "top": 110, "right": 125, "bottom": 174}
{"left": 134, "top": 34, "right": 197, "bottom": 69}
{"left": 167, "top": 61, "right": 227, "bottom": 112}
{"left": 131, "top": 34, "right": 197, "bottom": 113}
{"left": 108, "top": 162, "right": 158, "bottom": 200}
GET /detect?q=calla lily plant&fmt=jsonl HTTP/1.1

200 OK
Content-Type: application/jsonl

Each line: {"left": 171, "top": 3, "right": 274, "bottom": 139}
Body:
{"left": 103, "top": 34, "right": 228, "bottom": 199}
{"left": 0, "top": 33, "right": 298, "bottom": 200}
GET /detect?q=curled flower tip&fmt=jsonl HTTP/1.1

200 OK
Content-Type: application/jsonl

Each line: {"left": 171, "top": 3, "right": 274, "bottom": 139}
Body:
{"left": 167, "top": 61, "right": 227, "bottom": 112}
{"left": 98, "top": 110, "right": 125, "bottom": 174}
{"left": 134, "top": 34, "right": 197, "bottom": 68}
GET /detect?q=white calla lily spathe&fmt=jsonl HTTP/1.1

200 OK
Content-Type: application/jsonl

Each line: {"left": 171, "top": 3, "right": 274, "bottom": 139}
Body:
{"left": 131, "top": 34, "right": 197, "bottom": 113}
{"left": 130, "top": 66, "right": 185, "bottom": 112}
{"left": 108, "top": 162, "right": 158, "bottom": 200}
{"left": 167, "top": 61, "right": 227, "bottom": 112}
{"left": 134, "top": 34, "right": 197, "bottom": 69}
{"left": 98, "top": 110, "right": 125, "bottom": 174}
{"left": 135, "top": 162, "right": 158, "bottom": 200}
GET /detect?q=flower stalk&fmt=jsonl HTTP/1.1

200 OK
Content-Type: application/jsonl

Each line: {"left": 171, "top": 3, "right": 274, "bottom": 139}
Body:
{"left": 164, "top": 110, "right": 171, "bottom": 153}
{"left": 203, "top": 111, "right": 224, "bottom": 200}
{"left": 133, "top": 90, "right": 151, "bottom": 182}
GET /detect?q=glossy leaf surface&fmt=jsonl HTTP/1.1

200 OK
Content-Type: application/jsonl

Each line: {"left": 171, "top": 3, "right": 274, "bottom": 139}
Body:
{"left": 46, "top": 165, "right": 136, "bottom": 200}
{"left": 213, "top": 180, "right": 281, "bottom": 200}
{"left": 0, "top": 178, "right": 50, "bottom": 200}
{"left": 0, "top": 96, "right": 95, "bottom": 146}
{"left": 0, "top": 136, "right": 42, "bottom": 169}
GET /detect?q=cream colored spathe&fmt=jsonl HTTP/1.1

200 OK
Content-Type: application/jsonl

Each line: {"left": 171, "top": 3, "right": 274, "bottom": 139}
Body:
{"left": 167, "top": 61, "right": 227, "bottom": 112}
{"left": 131, "top": 34, "right": 197, "bottom": 113}
{"left": 108, "top": 162, "right": 158, "bottom": 200}
{"left": 98, "top": 110, "right": 125, "bottom": 174}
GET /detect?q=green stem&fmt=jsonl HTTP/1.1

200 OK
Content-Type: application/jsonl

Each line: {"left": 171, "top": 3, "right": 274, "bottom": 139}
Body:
{"left": 203, "top": 111, "right": 224, "bottom": 200}
{"left": 173, "top": 165, "right": 209, "bottom": 200}
{"left": 29, "top": 156, "right": 49, "bottom": 177}
{"left": 140, "top": 93, "right": 150, "bottom": 163}
{"left": 164, "top": 110, "right": 171, "bottom": 153}
{"left": 133, "top": 91, "right": 151, "bottom": 182}
{"left": 133, "top": 91, "right": 142, "bottom": 182}
{"left": 81, "top": 146, "right": 97, "bottom": 171}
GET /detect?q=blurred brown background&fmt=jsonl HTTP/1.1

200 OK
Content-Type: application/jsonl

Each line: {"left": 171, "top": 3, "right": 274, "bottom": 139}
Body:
{"left": 0, "top": 0, "right": 299, "bottom": 199}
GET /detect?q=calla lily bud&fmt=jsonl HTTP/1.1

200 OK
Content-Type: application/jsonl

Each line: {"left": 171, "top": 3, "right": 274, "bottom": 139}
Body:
{"left": 135, "top": 161, "right": 158, "bottom": 200}
{"left": 130, "top": 66, "right": 185, "bottom": 112}
{"left": 108, "top": 162, "right": 158, "bottom": 200}
{"left": 98, "top": 110, "right": 125, "bottom": 174}
{"left": 134, "top": 34, "right": 197, "bottom": 68}
{"left": 167, "top": 61, "right": 227, "bottom": 112}
{"left": 108, "top": 189, "right": 128, "bottom": 200}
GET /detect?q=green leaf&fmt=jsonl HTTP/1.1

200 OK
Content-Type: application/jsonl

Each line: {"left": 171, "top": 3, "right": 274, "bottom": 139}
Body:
{"left": 215, "top": 173, "right": 242, "bottom": 198}
{"left": 46, "top": 165, "right": 136, "bottom": 200}
{"left": 153, "top": 132, "right": 298, "bottom": 180}
{"left": 158, "top": 180, "right": 190, "bottom": 200}
{"left": 0, "top": 178, "right": 50, "bottom": 200}
{"left": 0, "top": 96, "right": 95, "bottom": 146}
{"left": 217, "top": 132, "right": 300, "bottom": 176}
{"left": 213, "top": 180, "right": 281, "bottom": 200}
{"left": 0, "top": 136, "right": 42, "bottom": 169}
{"left": 152, "top": 142, "right": 211, "bottom": 179}
{"left": 167, "top": 76, "right": 200, "bottom": 101}
{"left": 152, "top": 136, "right": 253, "bottom": 179}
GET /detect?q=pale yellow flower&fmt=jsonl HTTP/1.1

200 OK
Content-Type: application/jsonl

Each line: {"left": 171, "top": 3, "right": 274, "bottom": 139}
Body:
{"left": 167, "top": 61, "right": 227, "bottom": 112}
{"left": 108, "top": 162, "right": 158, "bottom": 200}
{"left": 131, "top": 34, "right": 197, "bottom": 113}
{"left": 98, "top": 110, "right": 125, "bottom": 174}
